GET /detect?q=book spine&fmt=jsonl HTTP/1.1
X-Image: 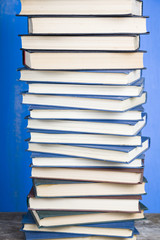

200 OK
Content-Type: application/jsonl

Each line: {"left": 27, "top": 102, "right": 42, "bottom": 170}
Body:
{"left": 22, "top": 50, "right": 26, "bottom": 66}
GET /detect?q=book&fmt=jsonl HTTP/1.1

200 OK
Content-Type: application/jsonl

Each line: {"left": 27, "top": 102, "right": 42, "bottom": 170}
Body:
{"left": 20, "top": 35, "right": 140, "bottom": 51}
{"left": 23, "top": 50, "right": 145, "bottom": 70}
{"left": 26, "top": 209, "right": 145, "bottom": 228}
{"left": 19, "top": 69, "right": 142, "bottom": 85}
{"left": 29, "top": 106, "right": 144, "bottom": 121}
{"left": 27, "top": 117, "right": 146, "bottom": 136}
{"left": 31, "top": 167, "right": 144, "bottom": 184}
{"left": 27, "top": 116, "right": 146, "bottom": 136}
{"left": 32, "top": 178, "right": 146, "bottom": 198}
{"left": 22, "top": 92, "right": 147, "bottom": 112}
{"left": 28, "top": 138, "right": 148, "bottom": 164}
{"left": 27, "top": 17, "right": 147, "bottom": 34}
{"left": 19, "top": 0, "right": 142, "bottom": 16}
{"left": 29, "top": 131, "right": 143, "bottom": 146}
{"left": 28, "top": 137, "right": 149, "bottom": 163}
{"left": 27, "top": 78, "right": 144, "bottom": 97}
{"left": 28, "top": 188, "right": 142, "bottom": 213}
{"left": 31, "top": 153, "right": 144, "bottom": 168}
{"left": 22, "top": 213, "right": 138, "bottom": 238}
{"left": 24, "top": 231, "right": 138, "bottom": 240}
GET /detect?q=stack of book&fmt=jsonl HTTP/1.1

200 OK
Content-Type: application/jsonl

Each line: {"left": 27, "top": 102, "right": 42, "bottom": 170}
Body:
{"left": 18, "top": 0, "right": 149, "bottom": 239}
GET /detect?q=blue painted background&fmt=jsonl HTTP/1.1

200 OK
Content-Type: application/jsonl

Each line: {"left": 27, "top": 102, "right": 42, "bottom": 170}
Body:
{"left": 0, "top": 0, "right": 160, "bottom": 212}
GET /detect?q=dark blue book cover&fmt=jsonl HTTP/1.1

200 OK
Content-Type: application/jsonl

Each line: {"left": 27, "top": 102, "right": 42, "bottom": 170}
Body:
{"left": 33, "top": 178, "right": 146, "bottom": 186}
{"left": 23, "top": 90, "right": 145, "bottom": 100}
{"left": 24, "top": 77, "right": 144, "bottom": 88}
{"left": 27, "top": 117, "right": 145, "bottom": 125}
{"left": 18, "top": 68, "right": 142, "bottom": 74}
{"left": 29, "top": 137, "right": 149, "bottom": 153}
{"left": 22, "top": 212, "right": 135, "bottom": 229}
{"left": 29, "top": 105, "right": 144, "bottom": 111}
{"left": 24, "top": 229, "right": 139, "bottom": 239}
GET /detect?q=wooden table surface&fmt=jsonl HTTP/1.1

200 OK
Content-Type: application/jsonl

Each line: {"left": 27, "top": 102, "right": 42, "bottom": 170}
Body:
{"left": 0, "top": 213, "right": 160, "bottom": 240}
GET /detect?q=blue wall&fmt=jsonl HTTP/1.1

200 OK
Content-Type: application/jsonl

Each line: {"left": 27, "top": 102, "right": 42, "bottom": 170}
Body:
{"left": 0, "top": 0, "right": 160, "bottom": 212}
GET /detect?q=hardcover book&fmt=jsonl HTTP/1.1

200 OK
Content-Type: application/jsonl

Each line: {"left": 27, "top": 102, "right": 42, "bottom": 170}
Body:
{"left": 27, "top": 78, "right": 144, "bottom": 97}
{"left": 30, "top": 166, "right": 144, "bottom": 184}
{"left": 31, "top": 152, "right": 145, "bottom": 169}
{"left": 19, "top": 68, "right": 142, "bottom": 85}
{"left": 28, "top": 187, "right": 143, "bottom": 213}
{"left": 20, "top": 35, "right": 140, "bottom": 51}
{"left": 24, "top": 209, "right": 146, "bottom": 228}
{"left": 22, "top": 92, "right": 147, "bottom": 112}
{"left": 28, "top": 105, "right": 144, "bottom": 121}
{"left": 19, "top": 0, "right": 143, "bottom": 16}
{"left": 28, "top": 137, "right": 149, "bottom": 163}
{"left": 32, "top": 178, "right": 146, "bottom": 198}
{"left": 27, "top": 17, "right": 147, "bottom": 34}
{"left": 23, "top": 50, "right": 145, "bottom": 70}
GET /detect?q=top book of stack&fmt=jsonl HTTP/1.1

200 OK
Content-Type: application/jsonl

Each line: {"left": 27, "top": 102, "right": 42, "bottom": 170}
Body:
{"left": 19, "top": 0, "right": 143, "bottom": 16}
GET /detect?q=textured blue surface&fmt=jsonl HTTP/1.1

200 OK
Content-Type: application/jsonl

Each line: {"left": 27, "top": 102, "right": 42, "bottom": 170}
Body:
{"left": 0, "top": 0, "right": 159, "bottom": 212}
{"left": 0, "top": 0, "right": 31, "bottom": 211}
